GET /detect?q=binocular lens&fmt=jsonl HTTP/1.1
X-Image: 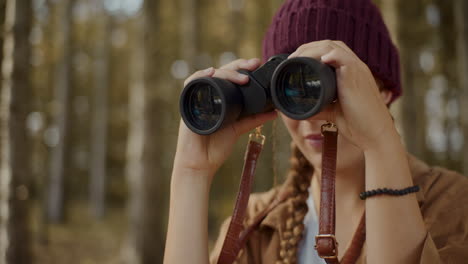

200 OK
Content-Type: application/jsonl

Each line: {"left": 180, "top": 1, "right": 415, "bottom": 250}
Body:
{"left": 186, "top": 83, "right": 222, "bottom": 131}
{"left": 276, "top": 63, "right": 322, "bottom": 115}
{"left": 272, "top": 57, "right": 336, "bottom": 120}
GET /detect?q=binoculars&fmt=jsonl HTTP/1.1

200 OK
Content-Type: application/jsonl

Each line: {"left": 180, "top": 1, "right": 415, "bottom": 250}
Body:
{"left": 179, "top": 54, "right": 337, "bottom": 135}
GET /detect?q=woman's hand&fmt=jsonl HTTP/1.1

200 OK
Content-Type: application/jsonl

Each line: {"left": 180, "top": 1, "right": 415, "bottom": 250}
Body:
{"left": 288, "top": 40, "right": 398, "bottom": 151}
{"left": 174, "top": 58, "right": 278, "bottom": 183}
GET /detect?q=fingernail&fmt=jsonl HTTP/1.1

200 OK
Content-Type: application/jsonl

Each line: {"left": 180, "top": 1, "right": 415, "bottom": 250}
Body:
{"left": 204, "top": 67, "right": 213, "bottom": 73}
{"left": 248, "top": 58, "right": 258, "bottom": 64}
{"left": 321, "top": 54, "right": 330, "bottom": 61}
{"left": 238, "top": 73, "right": 248, "bottom": 80}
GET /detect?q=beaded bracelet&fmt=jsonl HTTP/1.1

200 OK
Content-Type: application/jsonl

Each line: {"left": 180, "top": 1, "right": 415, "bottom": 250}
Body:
{"left": 359, "top": 185, "right": 420, "bottom": 200}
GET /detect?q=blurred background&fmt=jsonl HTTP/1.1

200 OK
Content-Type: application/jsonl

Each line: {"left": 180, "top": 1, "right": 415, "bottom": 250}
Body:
{"left": 0, "top": 0, "right": 467, "bottom": 263}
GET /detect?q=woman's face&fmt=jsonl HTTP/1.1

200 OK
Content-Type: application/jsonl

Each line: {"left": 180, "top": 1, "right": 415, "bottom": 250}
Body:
{"left": 281, "top": 86, "right": 393, "bottom": 174}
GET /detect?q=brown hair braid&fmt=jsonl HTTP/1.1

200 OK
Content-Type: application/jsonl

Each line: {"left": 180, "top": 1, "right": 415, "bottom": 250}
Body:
{"left": 276, "top": 142, "right": 313, "bottom": 264}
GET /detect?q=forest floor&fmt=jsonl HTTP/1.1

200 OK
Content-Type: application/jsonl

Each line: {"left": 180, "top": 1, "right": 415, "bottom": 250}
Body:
{"left": 32, "top": 202, "right": 127, "bottom": 264}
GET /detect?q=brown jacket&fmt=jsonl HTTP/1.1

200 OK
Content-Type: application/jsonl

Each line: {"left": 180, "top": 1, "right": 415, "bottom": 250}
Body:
{"left": 210, "top": 155, "right": 468, "bottom": 263}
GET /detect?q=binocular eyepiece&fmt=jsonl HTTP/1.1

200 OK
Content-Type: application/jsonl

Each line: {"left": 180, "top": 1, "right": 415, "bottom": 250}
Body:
{"left": 179, "top": 54, "right": 337, "bottom": 135}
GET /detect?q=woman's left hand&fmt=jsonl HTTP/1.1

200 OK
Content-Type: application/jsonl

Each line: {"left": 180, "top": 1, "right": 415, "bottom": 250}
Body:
{"left": 288, "top": 40, "right": 398, "bottom": 151}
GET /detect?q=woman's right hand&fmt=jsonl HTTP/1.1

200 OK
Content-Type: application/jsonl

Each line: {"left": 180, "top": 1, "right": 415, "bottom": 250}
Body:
{"left": 173, "top": 58, "right": 278, "bottom": 183}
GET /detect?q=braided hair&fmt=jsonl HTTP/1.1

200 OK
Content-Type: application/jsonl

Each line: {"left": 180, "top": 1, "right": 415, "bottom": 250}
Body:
{"left": 276, "top": 142, "right": 313, "bottom": 264}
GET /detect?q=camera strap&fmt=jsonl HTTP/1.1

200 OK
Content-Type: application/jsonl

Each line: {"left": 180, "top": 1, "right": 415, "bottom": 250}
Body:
{"left": 217, "top": 123, "right": 366, "bottom": 264}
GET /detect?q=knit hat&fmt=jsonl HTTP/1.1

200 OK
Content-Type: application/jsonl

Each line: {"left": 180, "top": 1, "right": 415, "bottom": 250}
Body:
{"left": 262, "top": 0, "right": 402, "bottom": 103}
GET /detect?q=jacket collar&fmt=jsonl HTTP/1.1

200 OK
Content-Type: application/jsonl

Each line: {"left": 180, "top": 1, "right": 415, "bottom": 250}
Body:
{"left": 260, "top": 153, "right": 431, "bottom": 230}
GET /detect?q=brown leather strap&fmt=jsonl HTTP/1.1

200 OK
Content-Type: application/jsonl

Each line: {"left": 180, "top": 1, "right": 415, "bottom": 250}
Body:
{"left": 217, "top": 140, "right": 263, "bottom": 264}
{"left": 315, "top": 126, "right": 340, "bottom": 263}
{"left": 341, "top": 213, "right": 366, "bottom": 264}
{"left": 315, "top": 125, "right": 366, "bottom": 264}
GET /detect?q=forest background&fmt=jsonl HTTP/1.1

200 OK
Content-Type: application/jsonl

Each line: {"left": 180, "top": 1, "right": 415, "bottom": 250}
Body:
{"left": 0, "top": 0, "right": 467, "bottom": 263}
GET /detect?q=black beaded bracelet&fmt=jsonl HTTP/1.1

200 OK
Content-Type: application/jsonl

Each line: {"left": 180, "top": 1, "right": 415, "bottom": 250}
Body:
{"left": 359, "top": 185, "right": 420, "bottom": 200}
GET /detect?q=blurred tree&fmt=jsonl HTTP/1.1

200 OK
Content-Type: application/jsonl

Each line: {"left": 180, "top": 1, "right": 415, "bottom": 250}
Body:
{"left": 0, "top": 8, "right": 6, "bottom": 257}
{"left": 455, "top": 0, "right": 468, "bottom": 175}
{"left": 180, "top": 0, "right": 198, "bottom": 71}
{"left": 396, "top": 0, "right": 431, "bottom": 159}
{"left": 230, "top": 0, "right": 244, "bottom": 56}
{"left": 0, "top": 0, "right": 4, "bottom": 72}
{"left": 374, "top": 0, "right": 405, "bottom": 133}
{"left": 0, "top": 0, "right": 33, "bottom": 263}
{"left": 430, "top": 0, "right": 456, "bottom": 167}
{"left": 124, "top": 0, "right": 178, "bottom": 263}
{"left": 124, "top": 14, "right": 145, "bottom": 262}
{"left": 32, "top": 0, "right": 57, "bottom": 246}
{"left": 47, "top": 0, "right": 75, "bottom": 223}
{"left": 89, "top": 1, "right": 111, "bottom": 219}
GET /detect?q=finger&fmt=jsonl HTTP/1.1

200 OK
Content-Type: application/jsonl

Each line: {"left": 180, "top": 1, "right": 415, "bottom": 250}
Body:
{"left": 289, "top": 40, "right": 329, "bottom": 57}
{"left": 219, "top": 58, "right": 261, "bottom": 71}
{"left": 230, "top": 111, "right": 278, "bottom": 137}
{"left": 288, "top": 40, "right": 335, "bottom": 59}
{"left": 212, "top": 68, "right": 250, "bottom": 85}
{"left": 320, "top": 47, "right": 357, "bottom": 68}
{"left": 328, "top": 41, "right": 362, "bottom": 64}
{"left": 332, "top": 40, "right": 355, "bottom": 54}
{"left": 183, "top": 67, "right": 215, "bottom": 86}
{"left": 288, "top": 39, "right": 356, "bottom": 60}
{"left": 219, "top": 58, "right": 247, "bottom": 70}
{"left": 289, "top": 44, "right": 335, "bottom": 61}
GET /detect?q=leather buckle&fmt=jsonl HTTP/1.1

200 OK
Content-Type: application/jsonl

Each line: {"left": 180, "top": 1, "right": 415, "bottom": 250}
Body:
{"left": 315, "top": 234, "right": 339, "bottom": 259}
{"left": 321, "top": 122, "right": 338, "bottom": 135}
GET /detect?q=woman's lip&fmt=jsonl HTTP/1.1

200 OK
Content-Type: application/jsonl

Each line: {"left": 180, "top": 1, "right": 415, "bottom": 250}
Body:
{"left": 305, "top": 134, "right": 323, "bottom": 149}
{"left": 305, "top": 134, "right": 323, "bottom": 140}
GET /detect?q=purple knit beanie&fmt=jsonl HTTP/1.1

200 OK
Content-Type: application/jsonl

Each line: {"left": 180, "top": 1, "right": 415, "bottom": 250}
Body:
{"left": 262, "top": 0, "right": 402, "bottom": 103}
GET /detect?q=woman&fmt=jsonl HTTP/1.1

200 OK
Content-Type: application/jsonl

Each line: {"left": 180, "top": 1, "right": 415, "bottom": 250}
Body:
{"left": 164, "top": 0, "right": 468, "bottom": 263}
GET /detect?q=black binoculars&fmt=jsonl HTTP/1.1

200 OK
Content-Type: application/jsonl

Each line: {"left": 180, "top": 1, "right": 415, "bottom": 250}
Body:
{"left": 179, "top": 54, "right": 337, "bottom": 135}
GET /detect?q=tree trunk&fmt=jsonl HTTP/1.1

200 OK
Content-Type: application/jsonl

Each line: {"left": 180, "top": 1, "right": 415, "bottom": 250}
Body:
{"left": 0, "top": 0, "right": 8, "bottom": 258}
{"left": 89, "top": 1, "right": 111, "bottom": 219}
{"left": 0, "top": 0, "right": 33, "bottom": 263}
{"left": 455, "top": 0, "right": 468, "bottom": 175}
{"left": 230, "top": 1, "right": 244, "bottom": 57}
{"left": 123, "top": 14, "right": 145, "bottom": 264}
{"left": 376, "top": 0, "right": 405, "bottom": 134}
{"left": 47, "top": 0, "right": 74, "bottom": 223}
{"left": 396, "top": 0, "right": 430, "bottom": 159}
{"left": 124, "top": 0, "right": 178, "bottom": 263}
{"left": 434, "top": 0, "right": 457, "bottom": 169}
{"left": 180, "top": 0, "right": 197, "bottom": 71}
